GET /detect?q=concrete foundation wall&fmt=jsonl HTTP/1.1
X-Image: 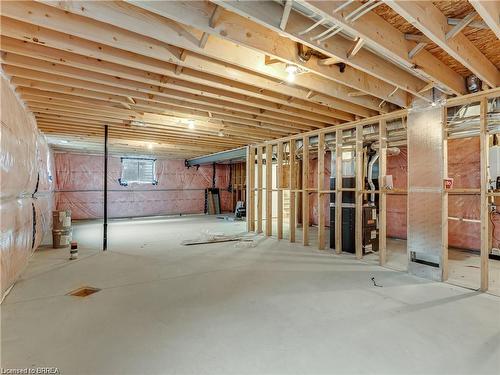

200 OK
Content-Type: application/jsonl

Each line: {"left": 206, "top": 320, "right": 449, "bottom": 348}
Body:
{"left": 54, "top": 153, "right": 233, "bottom": 219}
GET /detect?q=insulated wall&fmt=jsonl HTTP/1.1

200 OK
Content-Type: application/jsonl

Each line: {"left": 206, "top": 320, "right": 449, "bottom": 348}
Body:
{"left": 385, "top": 139, "right": 484, "bottom": 250}
{"left": 54, "top": 153, "right": 232, "bottom": 219}
{"left": 306, "top": 141, "right": 486, "bottom": 251}
{"left": 1, "top": 75, "right": 55, "bottom": 301}
{"left": 386, "top": 146, "right": 408, "bottom": 239}
{"left": 309, "top": 152, "right": 331, "bottom": 226}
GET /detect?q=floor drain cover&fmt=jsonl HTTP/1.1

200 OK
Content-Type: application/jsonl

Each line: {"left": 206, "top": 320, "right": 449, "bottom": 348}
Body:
{"left": 67, "top": 286, "right": 101, "bottom": 297}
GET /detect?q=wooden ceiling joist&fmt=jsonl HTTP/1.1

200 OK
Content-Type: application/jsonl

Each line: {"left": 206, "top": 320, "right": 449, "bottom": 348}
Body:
{"left": 38, "top": 126, "right": 233, "bottom": 153}
{"left": 2, "top": 47, "right": 352, "bottom": 126}
{"left": 469, "top": 0, "right": 500, "bottom": 40}
{"left": 0, "top": 38, "right": 351, "bottom": 124}
{"left": 123, "top": 0, "right": 409, "bottom": 106}
{"left": 445, "top": 11, "right": 478, "bottom": 40}
{"left": 20, "top": 0, "right": 389, "bottom": 111}
{"left": 0, "top": 1, "right": 497, "bottom": 158}
{"left": 297, "top": 0, "right": 467, "bottom": 95}
{"left": 0, "top": 3, "right": 381, "bottom": 116}
{"left": 37, "top": 122, "right": 241, "bottom": 150}
{"left": 27, "top": 101, "right": 289, "bottom": 141}
{"left": 386, "top": 1, "right": 500, "bottom": 89}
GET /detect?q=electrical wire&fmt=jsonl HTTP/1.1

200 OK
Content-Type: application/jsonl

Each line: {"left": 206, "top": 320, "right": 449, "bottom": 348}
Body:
{"left": 489, "top": 211, "right": 500, "bottom": 243}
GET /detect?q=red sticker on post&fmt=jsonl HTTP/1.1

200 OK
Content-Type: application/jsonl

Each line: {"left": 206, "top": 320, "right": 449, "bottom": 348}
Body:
{"left": 444, "top": 178, "right": 454, "bottom": 190}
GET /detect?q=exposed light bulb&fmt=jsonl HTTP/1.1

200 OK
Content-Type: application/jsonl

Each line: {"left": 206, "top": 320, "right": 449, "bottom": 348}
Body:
{"left": 285, "top": 64, "right": 298, "bottom": 74}
{"left": 147, "top": 143, "right": 153, "bottom": 150}
{"left": 187, "top": 119, "right": 195, "bottom": 129}
{"left": 431, "top": 102, "right": 437, "bottom": 107}
{"left": 286, "top": 72, "right": 295, "bottom": 82}
{"left": 218, "top": 131, "right": 224, "bottom": 137}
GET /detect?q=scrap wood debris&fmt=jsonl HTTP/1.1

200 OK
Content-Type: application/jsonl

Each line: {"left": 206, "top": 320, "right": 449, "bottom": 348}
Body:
{"left": 181, "top": 232, "right": 255, "bottom": 246}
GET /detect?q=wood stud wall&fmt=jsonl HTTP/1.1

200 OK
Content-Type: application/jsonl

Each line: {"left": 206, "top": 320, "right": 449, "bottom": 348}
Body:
{"left": 302, "top": 136, "right": 310, "bottom": 246}
{"left": 257, "top": 146, "right": 263, "bottom": 234}
{"left": 378, "top": 120, "right": 388, "bottom": 265}
{"left": 230, "top": 161, "right": 246, "bottom": 211}
{"left": 335, "top": 129, "right": 343, "bottom": 254}
{"left": 289, "top": 140, "right": 296, "bottom": 243}
{"left": 441, "top": 109, "right": 449, "bottom": 280}
{"left": 266, "top": 145, "right": 273, "bottom": 236}
{"left": 480, "top": 98, "right": 489, "bottom": 291}
{"left": 277, "top": 142, "right": 284, "bottom": 240}
{"left": 247, "top": 88, "right": 499, "bottom": 292}
{"left": 317, "top": 133, "right": 326, "bottom": 250}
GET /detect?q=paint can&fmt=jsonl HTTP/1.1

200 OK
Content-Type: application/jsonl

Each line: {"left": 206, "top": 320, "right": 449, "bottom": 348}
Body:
{"left": 70, "top": 241, "right": 78, "bottom": 260}
{"left": 52, "top": 228, "right": 72, "bottom": 248}
{"left": 53, "top": 210, "right": 71, "bottom": 230}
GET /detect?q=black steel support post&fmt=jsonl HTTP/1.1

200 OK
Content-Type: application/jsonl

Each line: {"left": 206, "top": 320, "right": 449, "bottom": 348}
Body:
{"left": 103, "top": 124, "right": 108, "bottom": 251}
{"left": 212, "top": 162, "right": 216, "bottom": 188}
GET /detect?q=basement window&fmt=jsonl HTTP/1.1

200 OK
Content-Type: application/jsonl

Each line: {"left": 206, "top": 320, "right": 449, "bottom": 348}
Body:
{"left": 119, "top": 157, "right": 157, "bottom": 186}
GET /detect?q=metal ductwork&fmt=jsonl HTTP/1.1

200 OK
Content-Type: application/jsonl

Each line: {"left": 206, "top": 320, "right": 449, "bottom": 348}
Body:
{"left": 185, "top": 147, "right": 247, "bottom": 167}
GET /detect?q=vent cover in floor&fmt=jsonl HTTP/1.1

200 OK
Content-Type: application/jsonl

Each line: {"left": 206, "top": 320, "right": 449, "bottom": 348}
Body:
{"left": 67, "top": 286, "right": 101, "bottom": 297}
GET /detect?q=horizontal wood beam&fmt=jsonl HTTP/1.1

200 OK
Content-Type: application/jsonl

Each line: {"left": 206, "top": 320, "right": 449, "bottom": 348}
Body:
{"left": 298, "top": 0, "right": 466, "bottom": 96}
{"left": 206, "top": 0, "right": 418, "bottom": 104}
{"left": 469, "top": 0, "right": 500, "bottom": 40}
{"left": 0, "top": 38, "right": 348, "bottom": 124}
{"left": 0, "top": 55, "right": 322, "bottom": 130}
{"left": 25, "top": 99, "right": 283, "bottom": 141}
{"left": 1, "top": 61, "right": 320, "bottom": 134}
{"left": 386, "top": 0, "right": 500, "bottom": 89}
{"left": 1, "top": 2, "right": 380, "bottom": 116}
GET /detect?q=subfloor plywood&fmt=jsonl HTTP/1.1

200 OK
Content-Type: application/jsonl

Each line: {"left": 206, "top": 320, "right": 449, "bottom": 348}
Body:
{"left": 2, "top": 215, "right": 500, "bottom": 374}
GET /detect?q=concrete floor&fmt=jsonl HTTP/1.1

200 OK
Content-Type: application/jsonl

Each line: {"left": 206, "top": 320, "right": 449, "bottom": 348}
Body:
{"left": 368, "top": 236, "right": 500, "bottom": 296}
{"left": 2, "top": 215, "right": 500, "bottom": 374}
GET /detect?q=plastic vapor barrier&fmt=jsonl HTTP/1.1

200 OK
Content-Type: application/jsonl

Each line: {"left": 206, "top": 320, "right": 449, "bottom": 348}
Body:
{"left": 1, "top": 75, "right": 55, "bottom": 301}
{"left": 54, "top": 153, "right": 232, "bottom": 219}
{"left": 305, "top": 142, "right": 485, "bottom": 251}
{"left": 385, "top": 139, "right": 483, "bottom": 250}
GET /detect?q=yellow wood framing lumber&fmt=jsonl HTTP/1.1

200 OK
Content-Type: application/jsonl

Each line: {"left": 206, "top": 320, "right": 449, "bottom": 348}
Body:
{"left": 0, "top": 53, "right": 333, "bottom": 129}
{"left": 386, "top": 1, "right": 500, "bottom": 89}
{"left": 441, "top": 107, "right": 449, "bottom": 281}
{"left": 317, "top": 132, "right": 326, "bottom": 250}
{"left": 4, "top": 2, "right": 381, "bottom": 116}
{"left": 257, "top": 146, "right": 263, "bottom": 234}
{"left": 335, "top": 129, "right": 343, "bottom": 254}
{"left": 298, "top": 0, "right": 466, "bottom": 95}
{"left": 378, "top": 119, "right": 387, "bottom": 265}
{"left": 209, "top": 0, "right": 426, "bottom": 104}
{"left": 247, "top": 146, "right": 256, "bottom": 232}
{"left": 120, "top": 0, "right": 407, "bottom": 107}
{"left": 289, "top": 140, "right": 296, "bottom": 242}
{"left": 277, "top": 142, "right": 284, "bottom": 240}
{"left": 470, "top": 0, "right": 500, "bottom": 40}
{"left": 355, "top": 124, "right": 363, "bottom": 259}
{"left": 302, "top": 136, "right": 310, "bottom": 246}
{"left": 0, "top": 35, "right": 353, "bottom": 123}
{"left": 480, "top": 98, "right": 489, "bottom": 291}
{"left": 266, "top": 145, "right": 273, "bottom": 236}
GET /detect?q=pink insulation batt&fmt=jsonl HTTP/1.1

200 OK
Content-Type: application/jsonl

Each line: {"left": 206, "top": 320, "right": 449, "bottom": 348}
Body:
{"left": 54, "top": 153, "right": 232, "bottom": 220}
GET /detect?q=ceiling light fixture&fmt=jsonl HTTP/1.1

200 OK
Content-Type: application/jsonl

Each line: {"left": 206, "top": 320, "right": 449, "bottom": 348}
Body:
{"left": 187, "top": 119, "right": 195, "bottom": 129}
{"left": 285, "top": 63, "right": 298, "bottom": 82}
{"left": 147, "top": 143, "right": 153, "bottom": 150}
{"left": 218, "top": 131, "right": 224, "bottom": 137}
{"left": 131, "top": 120, "right": 146, "bottom": 127}
{"left": 285, "top": 64, "right": 299, "bottom": 75}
